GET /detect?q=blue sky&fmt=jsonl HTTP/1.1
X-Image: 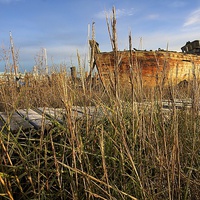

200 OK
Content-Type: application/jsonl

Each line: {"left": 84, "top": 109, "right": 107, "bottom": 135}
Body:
{"left": 0, "top": 0, "right": 200, "bottom": 72}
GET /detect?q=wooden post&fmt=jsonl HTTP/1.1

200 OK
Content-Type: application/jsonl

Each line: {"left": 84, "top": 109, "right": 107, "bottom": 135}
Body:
{"left": 70, "top": 66, "right": 77, "bottom": 82}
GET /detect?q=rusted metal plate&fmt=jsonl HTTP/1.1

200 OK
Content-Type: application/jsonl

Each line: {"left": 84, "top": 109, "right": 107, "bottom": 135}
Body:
{"left": 18, "top": 109, "right": 52, "bottom": 130}
{"left": 0, "top": 111, "right": 34, "bottom": 132}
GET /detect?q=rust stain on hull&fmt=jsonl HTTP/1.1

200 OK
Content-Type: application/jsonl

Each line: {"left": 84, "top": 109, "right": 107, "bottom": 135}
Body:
{"left": 94, "top": 50, "right": 200, "bottom": 88}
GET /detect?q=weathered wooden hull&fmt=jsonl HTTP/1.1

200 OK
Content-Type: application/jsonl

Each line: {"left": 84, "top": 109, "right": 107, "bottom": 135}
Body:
{"left": 94, "top": 50, "right": 200, "bottom": 88}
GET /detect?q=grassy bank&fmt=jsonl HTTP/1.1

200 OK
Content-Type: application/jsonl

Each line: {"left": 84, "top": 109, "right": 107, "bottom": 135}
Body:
{"left": 0, "top": 69, "right": 200, "bottom": 200}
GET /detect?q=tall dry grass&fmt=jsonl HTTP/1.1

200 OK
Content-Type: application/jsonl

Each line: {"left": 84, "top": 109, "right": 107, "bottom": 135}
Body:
{"left": 0, "top": 7, "right": 200, "bottom": 200}
{"left": 0, "top": 64, "right": 200, "bottom": 200}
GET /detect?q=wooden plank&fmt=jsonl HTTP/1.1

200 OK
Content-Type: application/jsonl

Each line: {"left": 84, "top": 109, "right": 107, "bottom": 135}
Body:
{"left": 37, "top": 107, "right": 97, "bottom": 123}
{"left": 37, "top": 107, "right": 66, "bottom": 122}
{"left": 0, "top": 99, "right": 195, "bottom": 134}
{"left": 162, "top": 101, "right": 192, "bottom": 109}
{"left": 72, "top": 106, "right": 96, "bottom": 116}
{"left": 18, "top": 109, "right": 52, "bottom": 130}
{"left": 0, "top": 111, "right": 34, "bottom": 132}
{"left": 38, "top": 107, "right": 85, "bottom": 121}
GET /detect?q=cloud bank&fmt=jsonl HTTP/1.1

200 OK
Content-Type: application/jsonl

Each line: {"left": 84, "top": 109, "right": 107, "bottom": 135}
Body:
{"left": 184, "top": 8, "right": 200, "bottom": 27}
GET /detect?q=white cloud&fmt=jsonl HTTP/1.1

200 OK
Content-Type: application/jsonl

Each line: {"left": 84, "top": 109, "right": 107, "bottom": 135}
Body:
{"left": 96, "top": 8, "right": 134, "bottom": 19}
{"left": 117, "top": 26, "right": 200, "bottom": 53}
{"left": 183, "top": 8, "right": 200, "bottom": 27}
{"left": 146, "top": 14, "right": 159, "bottom": 20}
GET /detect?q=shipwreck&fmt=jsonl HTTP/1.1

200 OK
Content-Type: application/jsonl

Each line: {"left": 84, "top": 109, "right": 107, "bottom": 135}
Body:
{"left": 89, "top": 40, "right": 200, "bottom": 89}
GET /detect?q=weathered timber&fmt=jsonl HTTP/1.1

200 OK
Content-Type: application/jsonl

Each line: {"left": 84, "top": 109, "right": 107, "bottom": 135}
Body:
{"left": 181, "top": 40, "right": 200, "bottom": 54}
{"left": 71, "top": 106, "right": 96, "bottom": 116}
{"left": 0, "top": 111, "right": 34, "bottom": 132}
{"left": 37, "top": 107, "right": 67, "bottom": 124}
{"left": 36, "top": 107, "right": 96, "bottom": 130}
{"left": 0, "top": 100, "right": 196, "bottom": 133}
{"left": 18, "top": 109, "right": 52, "bottom": 130}
{"left": 37, "top": 107, "right": 93, "bottom": 121}
{"left": 91, "top": 40, "right": 200, "bottom": 88}
{"left": 162, "top": 99, "right": 192, "bottom": 109}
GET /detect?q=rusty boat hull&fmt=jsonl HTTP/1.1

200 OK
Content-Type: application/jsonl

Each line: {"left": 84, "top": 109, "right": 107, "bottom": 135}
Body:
{"left": 93, "top": 49, "right": 200, "bottom": 89}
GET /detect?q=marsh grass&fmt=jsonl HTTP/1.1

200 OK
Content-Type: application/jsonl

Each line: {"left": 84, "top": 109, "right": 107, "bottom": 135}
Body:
{"left": 0, "top": 61, "right": 200, "bottom": 200}
{"left": 0, "top": 7, "right": 200, "bottom": 200}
